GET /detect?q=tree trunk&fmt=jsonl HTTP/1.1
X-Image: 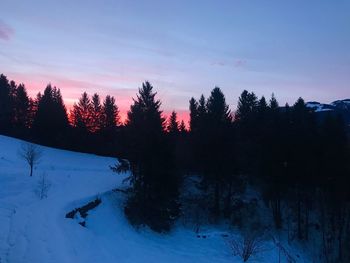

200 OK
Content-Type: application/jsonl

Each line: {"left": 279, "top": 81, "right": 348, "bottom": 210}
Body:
{"left": 224, "top": 180, "right": 232, "bottom": 217}
{"left": 214, "top": 181, "right": 220, "bottom": 216}
{"left": 297, "top": 193, "right": 302, "bottom": 240}
{"left": 305, "top": 198, "right": 309, "bottom": 241}
{"left": 272, "top": 198, "right": 282, "bottom": 229}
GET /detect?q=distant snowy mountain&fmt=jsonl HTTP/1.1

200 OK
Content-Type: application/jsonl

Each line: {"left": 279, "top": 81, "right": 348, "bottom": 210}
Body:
{"left": 306, "top": 99, "right": 350, "bottom": 127}
{"left": 305, "top": 101, "right": 334, "bottom": 112}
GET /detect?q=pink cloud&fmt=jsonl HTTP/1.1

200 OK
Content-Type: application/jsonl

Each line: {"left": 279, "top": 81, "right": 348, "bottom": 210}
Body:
{"left": 211, "top": 59, "right": 247, "bottom": 69}
{"left": 0, "top": 20, "right": 14, "bottom": 41}
{"left": 211, "top": 61, "right": 226, "bottom": 67}
{"left": 235, "top": 59, "right": 247, "bottom": 67}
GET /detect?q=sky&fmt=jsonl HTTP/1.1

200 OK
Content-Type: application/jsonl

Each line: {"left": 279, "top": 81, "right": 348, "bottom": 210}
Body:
{"left": 0, "top": 0, "right": 349, "bottom": 123}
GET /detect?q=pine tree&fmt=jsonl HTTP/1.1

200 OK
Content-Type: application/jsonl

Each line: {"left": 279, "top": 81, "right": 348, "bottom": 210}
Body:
{"left": 13, "top": 83, "right": 30, "bottom": 129}
{"left": 206, "top": 87, "right": 231, "bottom": 124}
{"left": 91, "top": 93, "right": 102, "bottom": 132}
{"left": 204, "top": 87, "right": 233, "bottom": 216}
{"left": 235, "top": 90, "right": 258, "bottom": 122}
{"left": 33, "top": 84, "right": 69, "bottom": 144}
{"left": 234, "top": 90, "right": 259, "bottom": 176}
{"left": 260, "top": 94, "right": 285, "bottom": 229}
{"left": 197, "top": 94, "right": 207, "bottom": 128}
{"left": 0, "top": 74, "right": 13, "bottom": 134}
{"left": 102, "top": 95, "right": 119, "bottom": 130}
{"left": 189, "top": 97, "right": 198, "bottom": 132}
{"left": 269, "top": 93, "right": 279, "bottom": 110}
{"left": 124, "top": 81, "right": 179, "bottom": 232}
{"left": 179, "top": 120, "right": 186, "bottom": 133}
{"left": 258, "top": 96, "right": 268, "bottom": 115}
{"left": 288, "top": 97, "right": 317, "bottom": 239}
{"left": 167, "top": 111, "right": 179, "bottom": 134}
{"left": 71, "top": 92, "right": 93, "bottom": 132}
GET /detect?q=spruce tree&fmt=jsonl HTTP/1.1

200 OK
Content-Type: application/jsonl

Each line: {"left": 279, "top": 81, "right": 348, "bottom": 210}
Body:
{"left": 71, "top": 92, "right": 93, "bottom": 132}
{"left": 0, "top": 74, "right": 13, "bottom": 134}
{"left": 189, "top": 97, "right": 198, "bottom": 132}
{"left": 269, "top": 93, "right": 279, "bottom": 110}
{"left": 167, "top": 111, "right": 179, "bottom": 134}
{"left": 204, "top": 87, "right": 232, "bottom": 216}
{"left": 258, "top": 96, "right": 268, "bottom": 116}
{"left": 124, "top": 81, "right": 179, "bottom": 232}
{"left": 102, "top": 95, "right": 119, "bottom": 130}
{"left": 13, "top": 83, "right": 30, "bottom": 129}
{"left": 235, "top": 90, "right": 259, "bottom": 175}
{"left": 179, "top": 120, "right": 186, "bottom": 133}
{"left": 235, "top": 90, "right": 258, "bottom": 123}
{"left": 91, "top": 93, "right": 102, "bottom": 132}
{"left": 33, "top": 84, "right": 69, "bottom": 144}
{"left": 197, "top": 94, "right": 207, "bottom": 128}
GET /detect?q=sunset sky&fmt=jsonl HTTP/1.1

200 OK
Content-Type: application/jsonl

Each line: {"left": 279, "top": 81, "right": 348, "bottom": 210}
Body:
{"left": 1, "top": 0, "right": 349, "bottom": 122}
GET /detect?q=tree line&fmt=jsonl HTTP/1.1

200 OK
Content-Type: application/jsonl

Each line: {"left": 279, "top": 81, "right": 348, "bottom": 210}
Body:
{"left": 0, "top": 74, "right": 122, "bottom": 155}
{"left": 1, "top": 73, "right": 349, "bottom": 262}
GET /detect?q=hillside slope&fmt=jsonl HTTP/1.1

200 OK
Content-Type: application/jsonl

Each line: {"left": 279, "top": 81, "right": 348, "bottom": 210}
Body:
{"left": 0, "top": 135, "right": 307, "bottom": 263}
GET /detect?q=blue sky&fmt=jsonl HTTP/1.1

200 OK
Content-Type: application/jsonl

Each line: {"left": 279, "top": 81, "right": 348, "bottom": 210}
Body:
{"left": 0, "top": 0, "right": 349, "bottom": 120}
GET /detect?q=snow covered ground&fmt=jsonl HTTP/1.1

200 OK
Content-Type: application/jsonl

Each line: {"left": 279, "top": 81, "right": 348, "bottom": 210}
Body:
{"left": 0, "top": 135, "right": 308, "bottom": 262}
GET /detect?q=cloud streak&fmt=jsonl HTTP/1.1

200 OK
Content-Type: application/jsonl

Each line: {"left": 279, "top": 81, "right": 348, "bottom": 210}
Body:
{"left": 0, "top": 20, "right": 14, "bottom": 41}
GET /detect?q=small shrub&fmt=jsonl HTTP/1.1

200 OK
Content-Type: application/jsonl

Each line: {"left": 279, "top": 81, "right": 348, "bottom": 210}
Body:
{"left": 227, "top": 233, "right": 265, "bottom": 262}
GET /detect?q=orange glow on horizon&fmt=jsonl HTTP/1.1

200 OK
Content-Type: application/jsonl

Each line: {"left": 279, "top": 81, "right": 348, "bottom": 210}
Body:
{"left": 65, "top": 102, "right": 189, "bottom": 128}
{"left": 6, "top": 73, "right": 190, "bottom": 129}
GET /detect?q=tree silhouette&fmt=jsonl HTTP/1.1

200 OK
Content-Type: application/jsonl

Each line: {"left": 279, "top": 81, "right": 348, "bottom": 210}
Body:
{"left": 124, "top": 81, "right": 179, "bottom": 232}
{"left": 202, "top": 87, "right": 233, "bottom": 216}
{"left": 189, "top": 97, "right": 199, "bottom": 132}
{"left": 91, "top": 93, "right": 102, "bottom": 132}
{"left": 167, "top": 111, "right": 179, "bottom": 134}
{"left": 13, "top": 83, "right": 30, "bottom": 130}
{"left": 71, "top": 92, "right": 93, "bottom": 132}
{"left": 19, "top": 143, "right": 42, "bottom": 177}
{"left": 179, "top": 120, "right": 186, "bottom": 133}
{"left": 102, "top": 95, "right": 119, "bottom": 130}
{"left": 33, "top": 84, "right": 69, "bottom": 145}
{"left": 0, "top": 74, "right": 13, "bottom": 134}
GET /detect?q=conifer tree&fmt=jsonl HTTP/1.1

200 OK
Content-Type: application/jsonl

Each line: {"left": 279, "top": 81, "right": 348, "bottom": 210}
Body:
{"left": 71, "top": 92, "right": 93, "bottom": 132}
{"left": 123, "top": 81, "right": 179, "bottom": 232}
{"left": 91, "top": 93, "right": 102, "bottom": 132}
{"left": 102, "top": 95, "right": 119, "bottom": 130}
{"left": 269, "top": 93, "right": 279, "bottom": 110}
{"left": 258, "top": 96, "right": 268, "bottom": 115}
{"left": 179, "top": 120, "right": 186, "bottom": 133}
{"left": 204, "top": 87, "right": 232, "bottom": 216}
{"left": 167, "top": 111, "right": 179, "bottom": 134}
{"left": 197, "top": 94, "right": 207, "bottom": 128}
{"left": 13, "top": 83, "right": 30, "bottom": 129}
{"left": 33, "top": 84, "right": 69, "bottom": 144}
{"left": 235, "top": 90, "right": 258, "bottom": 123}
{"left": 0, "top": 74, "right": 13, "bottom": 134}
{"left": 189, "top": 97, "right": 198, "bottom": 132}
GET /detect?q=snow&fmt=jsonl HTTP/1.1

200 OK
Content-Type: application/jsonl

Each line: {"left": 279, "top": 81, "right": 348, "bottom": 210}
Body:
{"left": 331, "top": 99, "right": 350, "bottom": 106}
{"left": 0, "top": 135, "right": 309, "bottom": 262}
{"left": 305, "top": 102, "right": 334, "bottom": 112}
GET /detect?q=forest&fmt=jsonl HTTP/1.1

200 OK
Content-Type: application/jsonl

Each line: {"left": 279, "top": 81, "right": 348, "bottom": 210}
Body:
{"left": 0, "top": 73, "right": 349, "bottom": 262}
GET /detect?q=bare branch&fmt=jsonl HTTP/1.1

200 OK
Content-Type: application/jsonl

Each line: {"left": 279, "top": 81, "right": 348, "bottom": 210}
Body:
{"left": 18, "top": 143, "right": 42, "bottom": 176}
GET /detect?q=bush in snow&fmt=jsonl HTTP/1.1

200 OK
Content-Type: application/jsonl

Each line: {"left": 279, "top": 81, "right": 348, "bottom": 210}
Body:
{"left": 226, "top": 233, "right": 265, "bottom": 262}
{"left": 18, "top": 142, "right": 42, "bottom": 177}
{"left": 35, "top": 172, "right": 51, "bottom": 199}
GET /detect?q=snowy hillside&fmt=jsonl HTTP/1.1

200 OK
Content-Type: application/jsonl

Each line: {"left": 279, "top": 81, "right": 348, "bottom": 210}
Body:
{"left": 306, "top": 99, "right": 350, "bottom": 113}
{"left": 0, "top": 135, "right": 308, "bottom": 263}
